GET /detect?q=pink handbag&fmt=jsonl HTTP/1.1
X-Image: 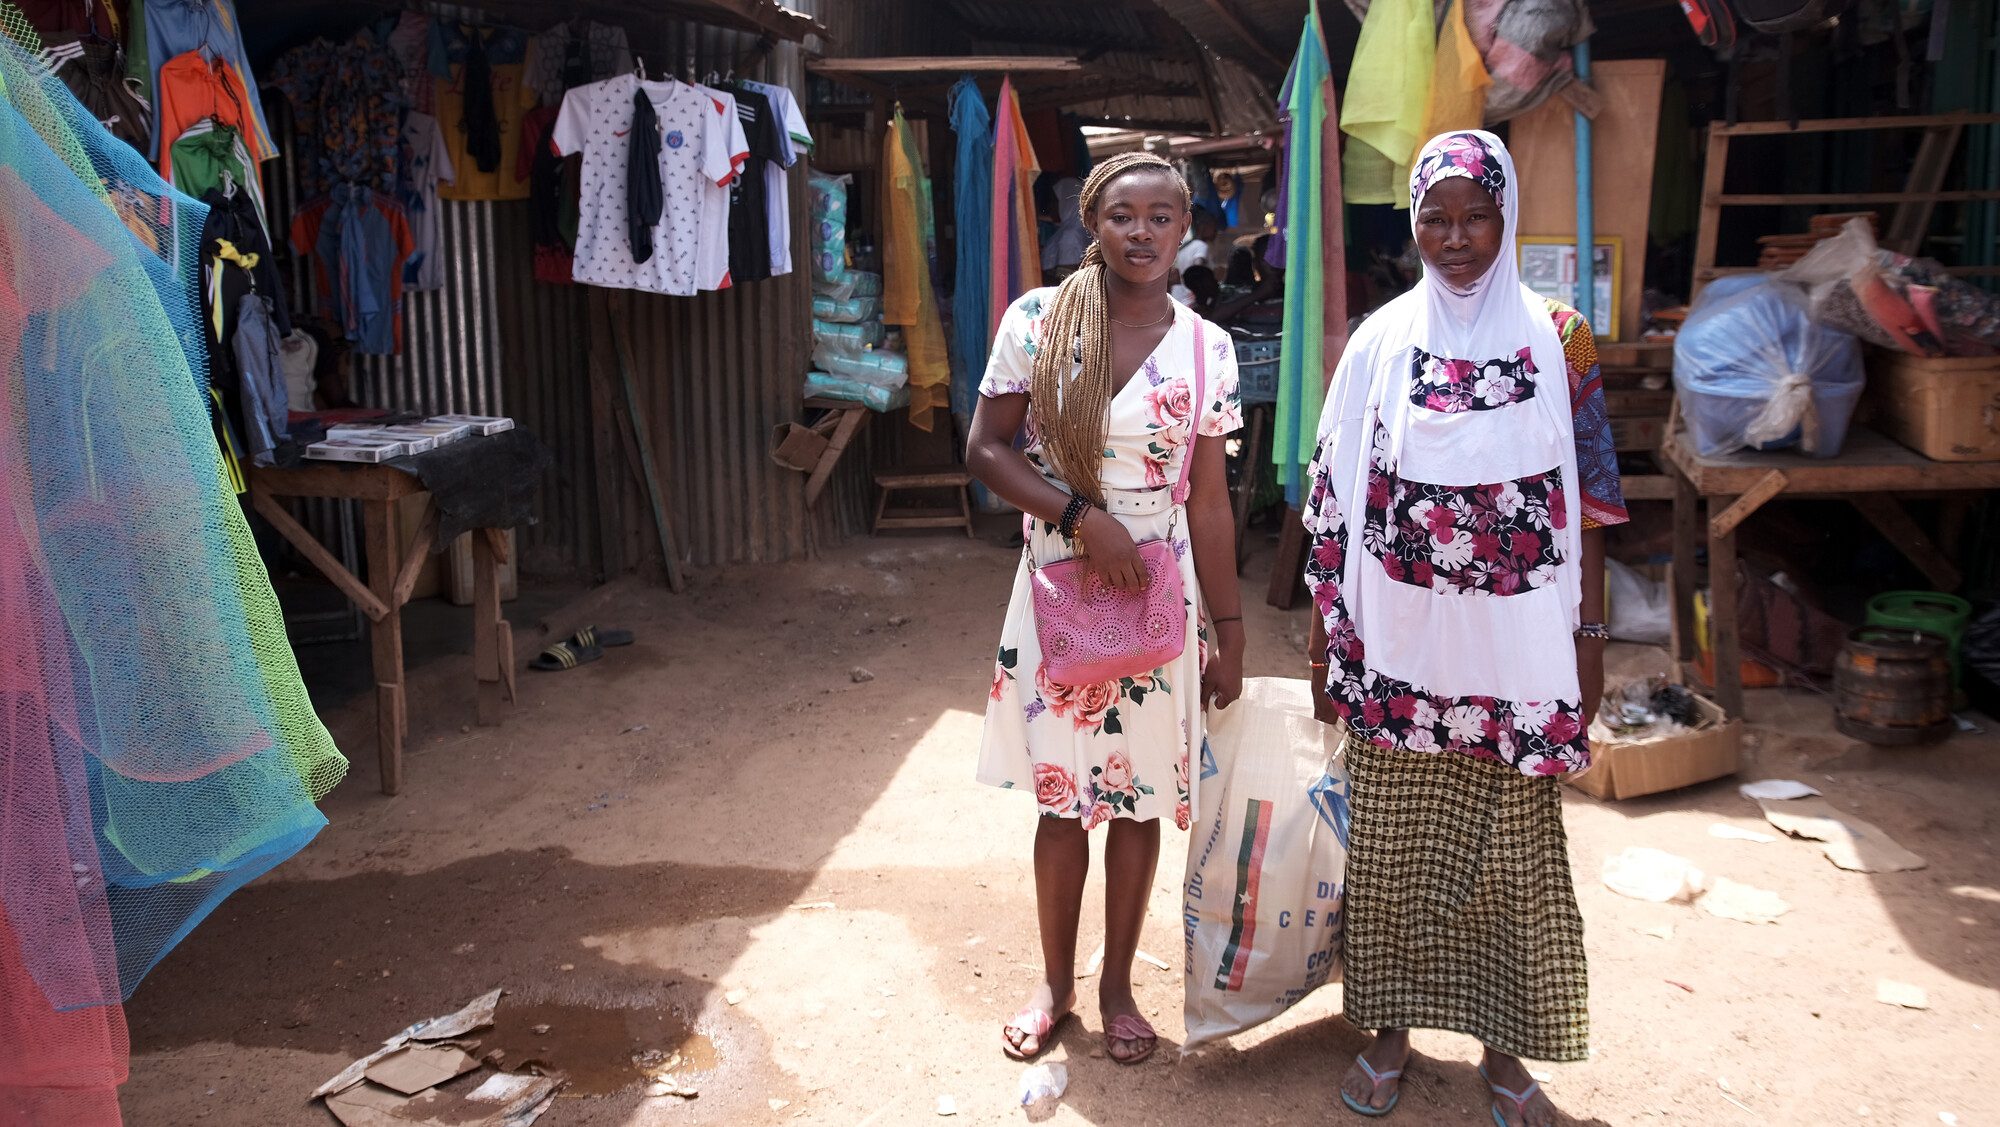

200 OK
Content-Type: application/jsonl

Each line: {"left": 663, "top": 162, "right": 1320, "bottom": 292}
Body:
{"left": 1029, "top": 321, "right": 1207, "bottom": 688}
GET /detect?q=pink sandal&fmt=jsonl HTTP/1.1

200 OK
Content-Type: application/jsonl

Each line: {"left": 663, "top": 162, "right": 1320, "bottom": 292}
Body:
{"left": 1002, "top": 1007, "right": 1068, "bottom": 1061}
{"left": 1104, "top": 1013, "right": 1158, "bottom": 1066}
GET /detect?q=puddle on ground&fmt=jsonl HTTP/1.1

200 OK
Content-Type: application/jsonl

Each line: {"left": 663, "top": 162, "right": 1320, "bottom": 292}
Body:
{"left": 483, "top": 1000, "right": 718, "bottom": 1097}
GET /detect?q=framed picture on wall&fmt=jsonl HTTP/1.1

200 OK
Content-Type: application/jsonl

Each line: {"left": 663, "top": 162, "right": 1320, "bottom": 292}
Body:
{"left": 1518, "top": 235, "right": 1622, "bottom": 342}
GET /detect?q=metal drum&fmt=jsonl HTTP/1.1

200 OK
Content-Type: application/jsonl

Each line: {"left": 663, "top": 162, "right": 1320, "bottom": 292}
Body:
{"left": 1834, "top": 627, "right": 1954, "bottom": 746}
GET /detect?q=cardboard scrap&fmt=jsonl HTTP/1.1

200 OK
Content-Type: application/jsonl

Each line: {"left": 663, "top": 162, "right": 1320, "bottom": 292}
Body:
{"left": 1756, "top": 797, "right": 1928, "bottom": 873}
{"left": 1739, "top": 779, "right": 1820, "bottom": 801}
{"left": 326, "top": 1073, "right": 560, "bottom": 1127}
{"left": 315, "top": 989, "right": 503, "bottom": 1099}
{"left": 1876, "top": 979, "right": 1930, "bottom": 1010}
{"left": 365, "top": 1044, "right": 483, "bottom": 1096}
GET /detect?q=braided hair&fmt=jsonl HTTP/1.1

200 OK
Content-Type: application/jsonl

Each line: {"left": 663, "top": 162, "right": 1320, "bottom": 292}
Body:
{"left": 1029, "top": 152, "right": 1193, "bottom": 507}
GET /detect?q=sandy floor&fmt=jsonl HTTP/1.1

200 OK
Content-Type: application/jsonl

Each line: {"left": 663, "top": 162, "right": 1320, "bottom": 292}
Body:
{"left": 123, "top": 533, "right": 2000, "bottom": 1127}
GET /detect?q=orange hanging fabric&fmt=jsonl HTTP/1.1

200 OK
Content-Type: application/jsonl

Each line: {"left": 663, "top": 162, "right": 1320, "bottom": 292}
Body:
{"left": 881, "top": 109, "right": 950, "bottom": 428}
{"left": 988, "top": 77, "right": 1041, "bottom": 334}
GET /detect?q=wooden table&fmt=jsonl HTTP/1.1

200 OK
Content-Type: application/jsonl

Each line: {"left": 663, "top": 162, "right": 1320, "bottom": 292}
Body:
{"left": 1662, "top": 422, "right": 2000, "bottom": 718}
{"left": 248, "top": 462, "right": 517, "bottom": 795}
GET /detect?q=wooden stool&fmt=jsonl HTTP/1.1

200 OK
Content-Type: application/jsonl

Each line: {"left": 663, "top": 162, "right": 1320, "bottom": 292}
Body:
{"left": 873, "top": 466, "right": 976, "bottom": 538}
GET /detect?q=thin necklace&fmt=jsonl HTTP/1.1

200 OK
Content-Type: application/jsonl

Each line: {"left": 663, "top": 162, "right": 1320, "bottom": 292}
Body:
{"left": 1109, "top": 304, "right": 1173, "bottom": 329}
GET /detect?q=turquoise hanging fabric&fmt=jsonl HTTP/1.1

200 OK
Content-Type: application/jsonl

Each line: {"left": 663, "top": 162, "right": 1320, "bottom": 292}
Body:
{"left": 948, "top": 76, "right": 992, "bottom": 422}
{"left": 1274, "top": 5, "right": 1337, "bottom": 505}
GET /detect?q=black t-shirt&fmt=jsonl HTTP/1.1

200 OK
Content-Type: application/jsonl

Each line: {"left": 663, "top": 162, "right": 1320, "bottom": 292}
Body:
{"left": 726, "top": 86, "right": 789, "bottom": 283}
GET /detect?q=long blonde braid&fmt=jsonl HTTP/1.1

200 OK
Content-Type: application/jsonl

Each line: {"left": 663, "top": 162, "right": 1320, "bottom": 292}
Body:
{"left": 1029, "top": 152, "right": 1193, "bottom": 508}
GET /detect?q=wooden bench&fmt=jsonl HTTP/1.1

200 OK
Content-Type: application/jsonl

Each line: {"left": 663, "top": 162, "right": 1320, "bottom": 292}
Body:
{"left": 873, "top": 465, "right": 976, "bottom": 537}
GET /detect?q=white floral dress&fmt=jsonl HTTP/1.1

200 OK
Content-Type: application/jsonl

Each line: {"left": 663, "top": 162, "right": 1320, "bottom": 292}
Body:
{"left": 977, "top": 288, "right": 1243, "bottom": 830}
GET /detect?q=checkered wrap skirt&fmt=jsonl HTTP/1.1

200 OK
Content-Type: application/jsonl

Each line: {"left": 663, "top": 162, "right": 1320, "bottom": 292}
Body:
{"left": 1339, "top": 734, "right": 1590, "bottom": 1062}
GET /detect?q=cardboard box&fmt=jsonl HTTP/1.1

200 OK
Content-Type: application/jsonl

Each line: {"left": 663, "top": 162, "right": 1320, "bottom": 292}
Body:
{"left": 1566, "top": 691, "right": 1742, "bottom": 800}
{"left": 1864, "top": 350, "right": 2000, "bottom": 462}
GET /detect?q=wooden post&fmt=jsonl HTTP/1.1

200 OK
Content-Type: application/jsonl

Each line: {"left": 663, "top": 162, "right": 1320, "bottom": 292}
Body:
{"left": 584, "top": 287, "right": 627, "bottom": 580}
{"left": 473, "top": 530, "right": 505, "bottom": 725}
{"left": 1691, "top": 125, "right": 1731, "bottom": 302}
{"left": 1709, "top": 497, "right": 1744, "bottom": 718}
{"left": 361, "top": 499, "right": 405, "bottom": 796}
{"left": 1671, "top": 465, "right": 1700, "bottom": 669}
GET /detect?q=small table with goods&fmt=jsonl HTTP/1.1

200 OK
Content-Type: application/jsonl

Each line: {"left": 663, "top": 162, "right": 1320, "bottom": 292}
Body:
{"left": 247, "top": 430, "right": 548, "bottom": 794}
{"left": 1662, "top": 418, "right": 2000, "bottom": 720}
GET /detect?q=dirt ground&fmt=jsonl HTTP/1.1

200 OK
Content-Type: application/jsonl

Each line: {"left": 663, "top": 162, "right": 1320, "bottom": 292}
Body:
{"left": 122, "top": 530, "right": 2000, "bottom": 1127}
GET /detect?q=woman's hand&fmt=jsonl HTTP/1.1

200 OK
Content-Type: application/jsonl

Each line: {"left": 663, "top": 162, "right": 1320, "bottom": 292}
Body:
{"left": 1077, "top": 508, "right": 1149, "bottom": 592}
{"left": 1202, "top": 622, "right": 1245, "bottom": 710}
{"left": 1312, "top": 685, "right": 1342, "bottom": 727}
{"left": 1576, "top": 635, "right": 1606, "bottom": 724}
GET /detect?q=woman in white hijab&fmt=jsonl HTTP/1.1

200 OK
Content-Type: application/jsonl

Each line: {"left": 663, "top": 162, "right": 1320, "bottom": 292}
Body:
{"left": 1302, "top": 131, "right": 1628, "bottom": 1126}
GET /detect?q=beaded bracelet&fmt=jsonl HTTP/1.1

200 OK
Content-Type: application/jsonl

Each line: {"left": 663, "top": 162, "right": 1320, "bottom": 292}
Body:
{"left": 1059, "top": 495, "right": 1090, "bottom": 539}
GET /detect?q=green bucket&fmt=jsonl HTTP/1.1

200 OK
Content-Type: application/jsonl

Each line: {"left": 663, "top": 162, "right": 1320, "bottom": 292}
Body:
{"left": 1866, "top": 591, "right": 1973, "bottom": 686}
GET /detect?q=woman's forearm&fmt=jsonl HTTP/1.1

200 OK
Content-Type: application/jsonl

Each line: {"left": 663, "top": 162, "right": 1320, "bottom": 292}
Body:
{"left": 1186, "top": 446, "right": 1241, "bottom": 623}
{"left": 1579, "top": 528, "right": 1606, "bottom": 624}
{"left": 966, "top": 394, "right": 1076, "bottom": 527}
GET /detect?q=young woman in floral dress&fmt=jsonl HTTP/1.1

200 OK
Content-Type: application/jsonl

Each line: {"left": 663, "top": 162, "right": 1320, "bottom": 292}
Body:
{"left": 967, "top": 152, "right": 1244, "bottom": 1067}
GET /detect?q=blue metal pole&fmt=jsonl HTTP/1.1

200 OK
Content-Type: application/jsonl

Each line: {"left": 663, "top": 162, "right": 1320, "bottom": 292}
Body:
{"left": 1573, "top": 41, "right": 1596, "bottom": 334}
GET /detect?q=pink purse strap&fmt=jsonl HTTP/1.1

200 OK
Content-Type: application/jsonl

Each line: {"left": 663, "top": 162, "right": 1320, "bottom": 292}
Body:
{"left": 1172, "top": 318, "right": 1208, "bottom": 508}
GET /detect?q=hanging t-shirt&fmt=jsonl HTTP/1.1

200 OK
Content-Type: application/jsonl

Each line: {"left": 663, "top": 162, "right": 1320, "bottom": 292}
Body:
{"left": 43, "top": 33, "right": 150, "bottom": 153}
{"left": 739, "top": 78, "right": 810, "bottom": 277}
{"left": 523, "top": 17, "right": 632, "bottom": 107}
{"left": 153, "top": 50, "right": 274, "bottom": 176}
{"left": 139, "top": 0, "right": 275, "bottom": 160}
{"left": 16, "top": 0, "right": 125, "bottom": 38}
{"left": 171, "top": 119, "right": 266, "bottom": 233}
{"left": 381, "top": 11, "right": 434, "bottom": 114}
{"left": 519, "top": 104, "right": 577, "bottom": 285}
{"left": 290, "top": 187, "right": 414, "bottom": 355}
{"left": 399, "top": 111, "right": 456, "bottom": 292}
{"left": 429, "top": 21, "right": 531, "bottom": 201}
{"left": 692, "top": 83, "right": 749, "bottom": 291}
{"left": 552, "top": 74, "right": 744, "bottom": 296}
{"left": 268, "top": 31, "right": 408, "bottom": 200}
{"left": 723, "top": 85, "right": 788, "bottom": 284}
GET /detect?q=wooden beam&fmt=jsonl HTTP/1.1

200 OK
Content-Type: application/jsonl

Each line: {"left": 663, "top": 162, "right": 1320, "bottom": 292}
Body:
{"left": 811, "top": 56, "right": 1084, "bottom": 76}
{"left": 1715, "top": 190, "right": 2000, "bottom": 205}
{"left": 1708, "top": 469, "right": 1788, "bottom": 538}
{"left": 1710, "top": 111, "right": 2000, "bottom": 137}
{"left": 250, "top": 490, "right": 392, "bottom": 622}
{"left": 1194, "top": 0, "right": 1288, "bottom": 71}
{"left": 389, "top": 499, "right": 438, "bottom": 609}
{"left": 1850, "top": 494, "right": 1965, "bottom": 591}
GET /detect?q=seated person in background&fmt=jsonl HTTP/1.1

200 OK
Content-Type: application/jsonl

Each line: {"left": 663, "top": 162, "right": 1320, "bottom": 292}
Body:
{"left": 1181, "top": 264, "right": 1221, "bottom": 318}
{"left": 1169, "top": 206, "right": 1219, "bottom": 303}
{"left": 1224, "top": 246, "right": 1258, "bottom": 288}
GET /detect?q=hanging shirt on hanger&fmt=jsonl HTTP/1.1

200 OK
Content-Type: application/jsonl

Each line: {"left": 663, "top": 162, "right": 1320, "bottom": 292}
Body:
{"left": 523, "top": 17, "right": 632, "bottom": 107}
{"left": 722, "top": 84, "right": 788, "bottom": 284}
{"left": 429, "top": 21, "right": 531, "bottom": 201}
{"left": 172, "top": 120, "right": 266, "bottom": 232}
{"left": 139, "top": 0, "right": 275, "bottom": 160}
{"left": 552, "top": 73, "right": 743, "bottom": 296}
{"left": 738, "top": 78, "right": 810, "bottom": 277}
{"left": 519, "top": 104, "right": 578, "bottom": 285}
{"left": 269, "top": 31, "right": 408, "bottom": 200}
{"left": 42, "top": 32, "right": 151, "bottom": 153}
{"left": 692, "top": 82, "right": 749, "bottom": 290}
{"left": 153, "top": 49, "right": 273, "bottom": 176}
{"left": 290, "top": 186, "right": 414, "bottom": 355}
{"left": 399, "top": 111, "right": 456, "bottom": 292}
{"left": 15, "top": 0, "right": 125, "bottom": 38}
{"left": 381, "top": 11, "right": 434, "bottom": 114}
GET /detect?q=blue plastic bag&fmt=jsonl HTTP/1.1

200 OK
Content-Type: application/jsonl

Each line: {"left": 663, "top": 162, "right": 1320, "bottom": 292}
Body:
{"left": 1674, "top": 276, "right": 1866, "bottom": 458}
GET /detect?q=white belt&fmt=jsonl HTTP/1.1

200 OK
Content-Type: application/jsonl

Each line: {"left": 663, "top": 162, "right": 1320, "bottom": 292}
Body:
{"left": 1101, "top": 486, "right": 1173, "bottom": 516}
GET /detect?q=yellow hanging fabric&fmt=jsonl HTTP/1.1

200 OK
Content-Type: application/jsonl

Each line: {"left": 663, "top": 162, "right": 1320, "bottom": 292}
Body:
{"left": 1419, "top": 0, "right": 1491, "bottom": 150}
{"left": 1340, "top": 0, "right": 1435, "bottom": 207}
{"left": 881, "top": 109, "right": 950, "bottom": 428}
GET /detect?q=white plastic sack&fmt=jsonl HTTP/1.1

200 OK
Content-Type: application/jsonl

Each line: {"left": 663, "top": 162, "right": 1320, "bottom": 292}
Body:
{"left": 1182, "top": 678, "right": 1349, "bottom": 1053}
{"left": 1606, "top": 559, "right": 1670, "bottom": 646}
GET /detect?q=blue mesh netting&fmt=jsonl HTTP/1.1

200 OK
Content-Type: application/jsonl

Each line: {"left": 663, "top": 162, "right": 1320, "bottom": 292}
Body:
{"left": 1, "top": 7, "right": 347, "bottom": 1121}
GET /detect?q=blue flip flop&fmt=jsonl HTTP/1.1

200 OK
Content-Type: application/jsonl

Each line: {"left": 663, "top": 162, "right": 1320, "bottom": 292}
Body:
{"left": 1340, "top": 1053, "right": 1404, "bottom": 1117}
{"left": 1480, "top": 1063, "right": 1546, "bottom": 1127}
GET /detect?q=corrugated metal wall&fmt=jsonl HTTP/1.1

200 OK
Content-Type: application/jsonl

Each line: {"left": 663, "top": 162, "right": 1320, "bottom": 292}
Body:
{"left": 267, "top": 6, "right": 877, "bottom": 580}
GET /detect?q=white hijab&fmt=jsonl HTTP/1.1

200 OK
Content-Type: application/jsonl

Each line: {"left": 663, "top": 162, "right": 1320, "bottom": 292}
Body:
{"left": 1313, "top": 130, "right": 1583, "bottom": 713}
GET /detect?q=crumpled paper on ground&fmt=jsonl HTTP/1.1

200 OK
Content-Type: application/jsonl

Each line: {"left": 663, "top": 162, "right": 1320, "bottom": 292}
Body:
{"left": 1755, "top": 796, "right": 1927, "bottom": 873}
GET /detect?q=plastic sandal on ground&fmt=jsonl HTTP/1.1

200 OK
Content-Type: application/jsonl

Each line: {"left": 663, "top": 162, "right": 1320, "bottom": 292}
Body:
{"left": 1340, "top": 1052, "right": 1404, "bottom": 1117}
{"left": 571, "top": 625, "right": 634, "bottom": 649}
{"left": 529, "top": 638, "right": 603, "bottom": 671}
